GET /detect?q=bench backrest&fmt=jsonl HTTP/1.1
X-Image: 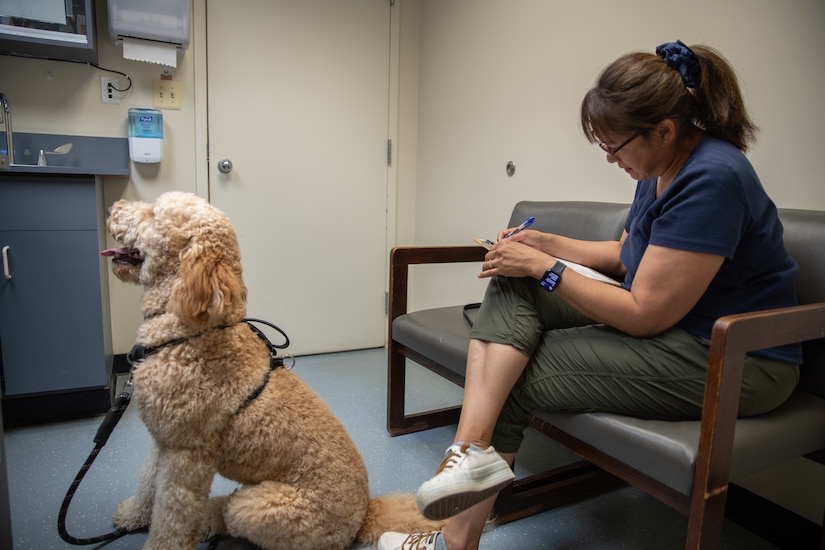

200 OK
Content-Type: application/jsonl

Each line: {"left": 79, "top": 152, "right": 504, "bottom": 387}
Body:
{"left": 778, "top": 208, "right": 825, "bottom": 397}
{"left": 509, "top": 201, "right": 628, "bottom": 242}
{"left": 508, "top": 201, "right": 824, "bottom": 397}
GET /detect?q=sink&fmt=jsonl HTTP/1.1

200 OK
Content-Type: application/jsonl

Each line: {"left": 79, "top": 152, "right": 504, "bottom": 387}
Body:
{"left": 10, "top": 133, "right": 74, "bottom": 167}
{"left": 0, "top": 132, "right": 129, "bottom": 176}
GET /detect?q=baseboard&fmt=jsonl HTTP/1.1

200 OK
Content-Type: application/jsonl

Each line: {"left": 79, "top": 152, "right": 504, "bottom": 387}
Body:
{"left": 726, "top": 482, "right": 823, "bottom": 550}
{"left": 1, "top": 386, "right": 113, "bottom": 428}
{"left": 1, "top": 367, "right": 117, "bottom": 428}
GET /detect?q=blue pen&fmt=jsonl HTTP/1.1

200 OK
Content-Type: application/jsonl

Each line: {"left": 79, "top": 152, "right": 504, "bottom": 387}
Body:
{"left": 504, "top": 216, "right": 534, "bottom": 238}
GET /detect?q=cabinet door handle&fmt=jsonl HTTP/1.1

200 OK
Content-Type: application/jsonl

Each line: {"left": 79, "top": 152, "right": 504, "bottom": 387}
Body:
{"left": 2, "top": 245, "right": 10, "bottom": 280}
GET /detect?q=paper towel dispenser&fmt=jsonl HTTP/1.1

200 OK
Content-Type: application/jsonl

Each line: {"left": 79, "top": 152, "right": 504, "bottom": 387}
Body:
{"left": 108, "top": 0, "right": 191, "bottom": 52}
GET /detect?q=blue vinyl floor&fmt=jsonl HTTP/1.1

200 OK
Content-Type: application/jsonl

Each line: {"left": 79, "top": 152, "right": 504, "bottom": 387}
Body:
{"left": 4, "top": 348, "right": 780, "bottom": 549}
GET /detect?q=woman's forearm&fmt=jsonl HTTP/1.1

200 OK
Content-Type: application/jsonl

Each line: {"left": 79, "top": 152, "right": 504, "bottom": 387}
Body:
{"left": 538, "top": 232, "right": 626, "bottom": 276}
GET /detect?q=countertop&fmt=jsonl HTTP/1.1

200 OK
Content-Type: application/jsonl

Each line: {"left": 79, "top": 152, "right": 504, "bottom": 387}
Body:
{"left": 1, "top": 133, "right": 130, "bottom": 177}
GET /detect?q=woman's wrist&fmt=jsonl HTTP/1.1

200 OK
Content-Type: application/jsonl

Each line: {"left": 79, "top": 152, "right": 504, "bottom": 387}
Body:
{"left": 538, "top": 232, "right": 557, "bottom": 256}
{"left": 532, "top": 256, "right": 557, "bottom": 279}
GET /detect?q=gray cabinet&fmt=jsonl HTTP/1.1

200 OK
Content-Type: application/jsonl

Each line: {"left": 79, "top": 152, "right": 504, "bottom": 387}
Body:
{"left": 0, "top": 175, "right": 113, "bottom": 423}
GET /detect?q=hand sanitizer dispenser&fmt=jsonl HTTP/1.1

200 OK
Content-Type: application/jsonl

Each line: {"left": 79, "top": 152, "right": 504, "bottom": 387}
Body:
{"left": 128, "top": 108, "right": 163, "bottom": 163}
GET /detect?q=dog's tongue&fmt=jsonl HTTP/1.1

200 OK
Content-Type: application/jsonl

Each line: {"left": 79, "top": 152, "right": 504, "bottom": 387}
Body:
{"left": 100, "top": 247, "right": 131, "bottom": 257}
{"left": 100, "top": 247, "right": 144, "bottom": 261}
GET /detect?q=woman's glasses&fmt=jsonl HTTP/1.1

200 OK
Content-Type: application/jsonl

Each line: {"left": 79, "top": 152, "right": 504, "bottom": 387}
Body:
{"left": 597, "top": 129, "right": 644, "bottom": 156}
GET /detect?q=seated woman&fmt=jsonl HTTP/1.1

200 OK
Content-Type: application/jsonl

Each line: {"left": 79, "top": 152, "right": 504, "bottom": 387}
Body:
{"left": 379, "top": 40, "right": 801, "bottom": 550}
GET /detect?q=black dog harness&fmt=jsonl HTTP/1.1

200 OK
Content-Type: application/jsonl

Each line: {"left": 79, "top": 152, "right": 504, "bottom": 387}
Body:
{"left": 127, "top": 318, "right": 292, "bottom": 412}
{"left": 235, "top": 319, "right": 293, "bottom": 410}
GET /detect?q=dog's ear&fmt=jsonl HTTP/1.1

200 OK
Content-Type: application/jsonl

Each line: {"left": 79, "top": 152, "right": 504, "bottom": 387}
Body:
{"left": 170, "top": 236, "right": 246, "bottom": 329}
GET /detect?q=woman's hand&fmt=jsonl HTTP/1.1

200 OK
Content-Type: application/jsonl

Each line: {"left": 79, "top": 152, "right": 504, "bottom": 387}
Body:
{"left": 494, "top": 228, "right": 544, "bottom": 249}
{"left": 480, "top": 234, "right": 554, "bottom": 280}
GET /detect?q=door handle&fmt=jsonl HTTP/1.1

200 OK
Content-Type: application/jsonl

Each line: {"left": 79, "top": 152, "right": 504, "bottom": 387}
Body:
{"left": 217, "top": 159, "right": 233, "bottom": 174}
{"left": 2, "top": 245, "right": 10, "bottom": 280}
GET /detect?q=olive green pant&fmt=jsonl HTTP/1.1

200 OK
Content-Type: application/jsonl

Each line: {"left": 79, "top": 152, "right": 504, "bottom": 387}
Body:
{"left": 469, "top": 276, "right": 800, "bottom": 454}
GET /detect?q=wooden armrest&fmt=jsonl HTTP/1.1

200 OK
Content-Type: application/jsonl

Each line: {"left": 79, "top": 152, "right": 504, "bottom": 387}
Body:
{"left": 694, "top": 302, "right": 825, "bottom": 515}
{"left": 388, "top": 246, "right": 486, "bottom": 322}
{"left": 391, "top": 245, "right": 487, "bottom": 266}
{"left": 704, "top": 302, "right": 825, "bottom": 423}
{"left": 712, "top": 302, "right": 825, "bottom": 356}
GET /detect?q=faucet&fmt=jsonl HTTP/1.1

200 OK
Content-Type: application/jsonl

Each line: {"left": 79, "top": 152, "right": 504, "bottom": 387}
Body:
{"left": 1, "top": 93, "right": 13, "bottom": 167}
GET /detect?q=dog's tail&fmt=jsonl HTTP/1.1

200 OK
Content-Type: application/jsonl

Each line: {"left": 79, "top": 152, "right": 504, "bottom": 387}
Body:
{"left": 356, "top": 493, "right": 449, "bottom": 545}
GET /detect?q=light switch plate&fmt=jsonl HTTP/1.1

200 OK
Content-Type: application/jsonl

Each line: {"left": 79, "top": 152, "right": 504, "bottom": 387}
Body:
{"left": 153, "top": 80, "right": 181, "bottom": 110}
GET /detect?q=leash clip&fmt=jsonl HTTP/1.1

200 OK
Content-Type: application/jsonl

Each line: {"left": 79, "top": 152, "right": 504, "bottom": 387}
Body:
{"left": 271, "top": 354, "right": 295, "bottom": 371}
{"left": 120, "top": 375, "right": 134, "bottom": 398}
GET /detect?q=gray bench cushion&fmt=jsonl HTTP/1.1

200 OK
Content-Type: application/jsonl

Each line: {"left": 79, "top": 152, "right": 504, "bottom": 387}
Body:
{"left": 534, "top": 390, "right": 825, "bottom": 495}
{"left": 393, "top": 306, "right": 473, "bottom": 379}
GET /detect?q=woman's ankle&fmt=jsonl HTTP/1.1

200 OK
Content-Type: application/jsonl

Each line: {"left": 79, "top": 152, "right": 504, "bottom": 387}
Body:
{"left": 453, "top": 439, "right": 490, "bottom": 450}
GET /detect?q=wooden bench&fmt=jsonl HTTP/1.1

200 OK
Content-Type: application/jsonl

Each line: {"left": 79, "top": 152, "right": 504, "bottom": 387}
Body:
{"left": 387, "top": 201, "right": 825, "bottom": 548}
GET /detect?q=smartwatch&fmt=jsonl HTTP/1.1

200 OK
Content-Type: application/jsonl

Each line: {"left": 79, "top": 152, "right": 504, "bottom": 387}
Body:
{"left": 539, "top": 261, "right": 566, "bottom": 292}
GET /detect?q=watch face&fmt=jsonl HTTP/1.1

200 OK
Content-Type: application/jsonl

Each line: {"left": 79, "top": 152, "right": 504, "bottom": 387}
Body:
{"left": 540, "top": 271, "right": 560, "bottom": 291}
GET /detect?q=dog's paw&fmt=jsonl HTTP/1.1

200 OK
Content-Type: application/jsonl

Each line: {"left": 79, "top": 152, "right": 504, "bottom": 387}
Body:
{"left": 112, "top": 496, "right": 151, "bottom": 530}
{"left": 200, "top": 495, "right": 230, "bottom": 540}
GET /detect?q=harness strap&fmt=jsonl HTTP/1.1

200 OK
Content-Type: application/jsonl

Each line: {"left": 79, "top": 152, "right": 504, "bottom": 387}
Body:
{"left": 127, "top": 337, "right": 188, "bottom": 365}
{"left": 126, "top": 324, "right": 231, "bottom": 366}
{"left": 234, "top": 319, "right": 293, "bottom": 412}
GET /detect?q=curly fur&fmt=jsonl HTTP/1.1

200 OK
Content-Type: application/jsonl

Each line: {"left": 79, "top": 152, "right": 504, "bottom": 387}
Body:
{"left": 104, "top": 192, "right": 444, "bottom": 549}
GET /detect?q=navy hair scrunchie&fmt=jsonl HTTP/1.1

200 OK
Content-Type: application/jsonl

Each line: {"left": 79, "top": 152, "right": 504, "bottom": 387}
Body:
{"left": 656, "top": 39, "right": 700, "bottom": 88}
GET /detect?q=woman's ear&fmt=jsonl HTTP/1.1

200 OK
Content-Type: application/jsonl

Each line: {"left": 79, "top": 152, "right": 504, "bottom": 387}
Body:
{"left": 169, "top": 236, "right": 246, "bottom": 329}
{"left": 657, "top": 119, "right": 676, "bottom": 145}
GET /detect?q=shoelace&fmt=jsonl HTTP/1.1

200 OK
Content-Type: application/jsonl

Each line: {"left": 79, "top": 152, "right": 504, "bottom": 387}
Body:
{"left": 435, "top": 442, "right": 471, "bottom": 474}
{"left": 402, "top": 531, "right": 440, "bottom": 549}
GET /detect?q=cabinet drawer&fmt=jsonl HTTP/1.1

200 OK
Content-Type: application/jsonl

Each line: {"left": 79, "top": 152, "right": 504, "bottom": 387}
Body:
{"left": 0, "top": 176, "right": 97, "bottom": 231}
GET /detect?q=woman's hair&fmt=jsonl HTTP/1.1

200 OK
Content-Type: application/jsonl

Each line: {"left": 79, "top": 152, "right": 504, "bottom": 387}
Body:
{"left": 581, "top": 43, "right": 757, "bottom": 151}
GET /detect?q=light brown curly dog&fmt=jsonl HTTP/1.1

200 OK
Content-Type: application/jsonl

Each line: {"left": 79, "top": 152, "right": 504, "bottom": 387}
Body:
{"left": 101, "top": 192, "right": 444, "bottom": 550}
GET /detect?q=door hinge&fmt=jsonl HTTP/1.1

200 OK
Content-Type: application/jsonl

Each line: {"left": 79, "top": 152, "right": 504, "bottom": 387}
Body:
{"left": 385, "top": 291, "right": 389, "bottom": 314}
{"left": 387, "top": 139, "right": 392, "bottom": 165}
{"left": 389, "top": 0, "right": 395, "bottom": 6}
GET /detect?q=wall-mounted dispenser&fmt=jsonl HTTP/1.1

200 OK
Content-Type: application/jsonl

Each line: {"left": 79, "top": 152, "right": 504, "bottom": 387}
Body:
{"left": 128, "top": 108, "right": 163, "bottom": 163}
{"left": 108, "top": 0, "right": 191, "bottom": 66}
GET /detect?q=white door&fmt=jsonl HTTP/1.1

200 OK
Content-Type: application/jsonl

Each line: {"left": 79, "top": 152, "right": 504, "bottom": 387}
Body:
{"left": 206, "top": 0, "right": 391, "bottom": 355}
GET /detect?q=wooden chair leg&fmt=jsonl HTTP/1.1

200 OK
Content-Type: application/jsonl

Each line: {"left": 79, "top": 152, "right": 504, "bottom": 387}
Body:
{"left": 387, "top": 344, "right": 462, "bottom": 436}
{"left": 386, "top": 342, "right": 408, "bottom": 434}
{"left": 685, "top": 488, "right": 727, "bottom": 550}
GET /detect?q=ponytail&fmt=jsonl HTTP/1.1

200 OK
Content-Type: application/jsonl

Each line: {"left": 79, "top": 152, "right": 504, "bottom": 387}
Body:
{"left": 688, "top": 44, "right": 758, "bottom": 151}
{"left": 582, "top": 41, "right": 758, "bottom": 152}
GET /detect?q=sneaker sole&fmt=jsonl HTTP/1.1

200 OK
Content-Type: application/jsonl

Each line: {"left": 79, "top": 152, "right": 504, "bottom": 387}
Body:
{"left": 417, "top": 473, "right": 514, "bottom": 521}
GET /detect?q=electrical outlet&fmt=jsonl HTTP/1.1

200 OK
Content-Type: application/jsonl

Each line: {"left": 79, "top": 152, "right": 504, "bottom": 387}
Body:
{"left": 100, "top": 77, "right": 119, "bottom": 104}
{"left": 153, "top": 80, "right": 181, "bottom": 110}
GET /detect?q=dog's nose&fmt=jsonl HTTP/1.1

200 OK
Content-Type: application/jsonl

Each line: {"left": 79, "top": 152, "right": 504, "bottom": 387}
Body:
{"left": 106, "top": 206, "right": 112, "bottom": 218}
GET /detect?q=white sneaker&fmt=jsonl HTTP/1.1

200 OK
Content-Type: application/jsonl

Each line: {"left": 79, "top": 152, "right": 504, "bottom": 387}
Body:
{"left": 378, "top": 531, "right": 442, "bottom": 550}
{"left": 416, "top": 442, "right": 514, "bottom": 520}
